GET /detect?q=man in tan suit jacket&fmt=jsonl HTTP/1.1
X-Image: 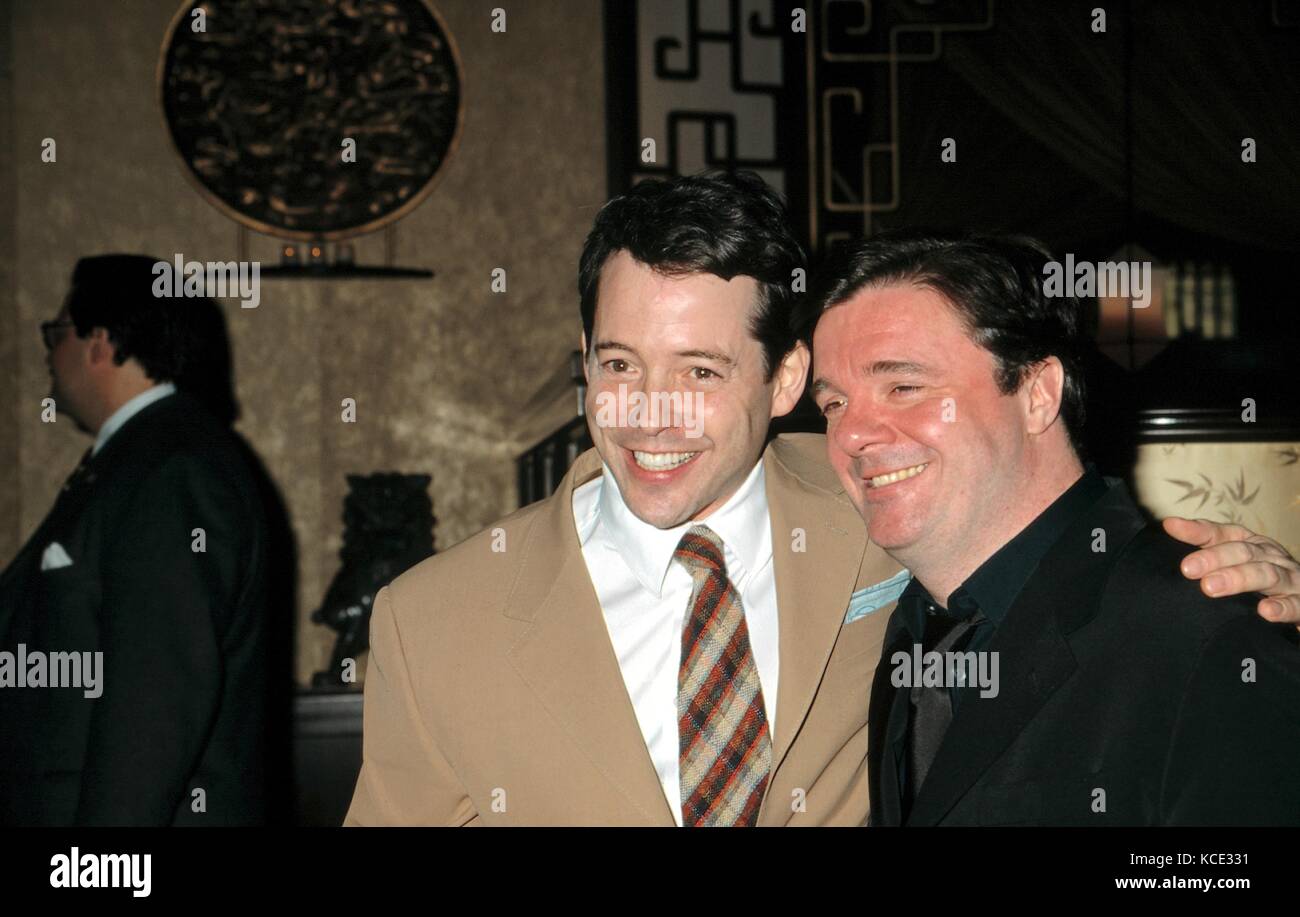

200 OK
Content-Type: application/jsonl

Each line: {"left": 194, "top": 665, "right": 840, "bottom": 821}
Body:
{"left": 347, "top": 433, "right": 899, "bottom": 825}
{"left": 347, "top": 171, "right": 1297, "bottom": 827}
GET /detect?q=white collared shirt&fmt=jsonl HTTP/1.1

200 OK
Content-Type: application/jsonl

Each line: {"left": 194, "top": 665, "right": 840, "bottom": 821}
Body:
{"left": 573, "top": 458, "right": 779, "bottom": 826}
{"left": 92, "top": 383, "right": 176, "bottom": 456}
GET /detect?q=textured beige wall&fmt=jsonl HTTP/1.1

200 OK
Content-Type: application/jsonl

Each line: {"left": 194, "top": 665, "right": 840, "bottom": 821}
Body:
{"left": 0, "top": 5, "right": 17, "bottom": 572}
{"left": 2, "top": 0, "right": 605, "bottom": 684}
{"left": 1132, "top": 442, "right": 1300, "bottom": 560}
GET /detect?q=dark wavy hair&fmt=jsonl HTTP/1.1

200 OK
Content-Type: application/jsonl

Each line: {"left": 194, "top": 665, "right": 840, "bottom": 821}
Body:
{"left": 810, "top": 230, "right": 1089, "bottom": 455}
{"left": 578, "top": 170, "right": 808, "bottom": 381}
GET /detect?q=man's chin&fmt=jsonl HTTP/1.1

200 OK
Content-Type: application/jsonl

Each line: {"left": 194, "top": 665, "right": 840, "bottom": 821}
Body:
{"left": 48, "top": 390, "right": 80, "bottom": 430}
{"left": 866, "top": 515, "right": 920, "bottom": 552}
{"left": 625, "top": 499, "right": 695, "bottom": 531}
{"left": 616, "top": 481, "right": 699, "bottom": 530}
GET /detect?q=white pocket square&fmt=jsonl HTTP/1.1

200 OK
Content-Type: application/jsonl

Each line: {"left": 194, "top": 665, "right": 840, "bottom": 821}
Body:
{"left": 40, "top": 541, "right": 74, "bottom": 571}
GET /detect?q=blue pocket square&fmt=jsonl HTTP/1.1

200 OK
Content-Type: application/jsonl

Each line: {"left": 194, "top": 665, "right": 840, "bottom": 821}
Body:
{"left": 844, "top": 569, "right": 912, "bottom": 623}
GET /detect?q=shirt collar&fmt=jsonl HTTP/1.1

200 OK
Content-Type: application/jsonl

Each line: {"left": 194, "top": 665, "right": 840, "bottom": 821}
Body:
{"left": 92, "top": 383, "right": 176, "bottom": 456}
{"left": 593, "top": 457, "right": 771, "bottom": 597}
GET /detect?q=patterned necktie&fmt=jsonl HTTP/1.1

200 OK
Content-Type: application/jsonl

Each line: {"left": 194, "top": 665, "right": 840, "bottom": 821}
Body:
{"left": 674, "top": 524, "right": 772, "bottom": 827}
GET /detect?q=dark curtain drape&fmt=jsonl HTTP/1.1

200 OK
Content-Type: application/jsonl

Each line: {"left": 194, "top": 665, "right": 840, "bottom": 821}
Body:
{"left": 940, "top": 0, "right": 1300, "bottom": 251}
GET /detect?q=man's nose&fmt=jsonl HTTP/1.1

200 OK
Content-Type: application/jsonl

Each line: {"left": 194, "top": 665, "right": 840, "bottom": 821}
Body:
{"left": 634, "top": 370, "right": 684, "bottom": 432}
{"left": 831, "top": 399, "right": 895, "bottom": 457}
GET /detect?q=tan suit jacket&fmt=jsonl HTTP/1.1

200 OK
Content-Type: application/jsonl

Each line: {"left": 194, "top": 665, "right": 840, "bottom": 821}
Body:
{"left": 345, "top": 433, "right": 903, "bottom": 825}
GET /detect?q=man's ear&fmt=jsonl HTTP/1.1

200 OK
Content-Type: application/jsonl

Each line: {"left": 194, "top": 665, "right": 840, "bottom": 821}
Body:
{"left": 85, "top": 327, "right": 116, "bottom": 367}
{"left": 770, "top": 341, "right": 811, "bottom": 419}
{"left": 1023, "top": 356, "right": 1066, "bottom": 436}
{"left": 579, "top": 331, "right": 589, "bottom": 384}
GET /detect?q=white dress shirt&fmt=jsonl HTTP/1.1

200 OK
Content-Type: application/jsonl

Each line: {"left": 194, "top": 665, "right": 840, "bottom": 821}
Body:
{"left": 92, "top": 382, "right": 176, "bottom": 456}
{"left": 573, "top": 458, "right": 779, "bottom": 825}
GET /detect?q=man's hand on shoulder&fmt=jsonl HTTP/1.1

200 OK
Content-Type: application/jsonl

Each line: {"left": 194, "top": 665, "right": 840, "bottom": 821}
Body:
{"left": 1163, "top": 517, "right": 1300, "bottom": 627}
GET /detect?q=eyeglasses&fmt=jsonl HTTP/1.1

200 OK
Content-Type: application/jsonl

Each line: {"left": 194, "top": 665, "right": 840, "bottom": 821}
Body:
{"left": 40, "top": 320, "right": 75, "bottom": 350}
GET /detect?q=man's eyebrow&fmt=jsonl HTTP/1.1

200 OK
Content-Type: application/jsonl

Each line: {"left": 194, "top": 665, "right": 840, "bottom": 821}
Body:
{"left": 593, "top": 340, "right": 637, "bottom": 353}
{"left": 811, "top": 360, "right": 930, "bottom": 395}
{"left": 594, "top": 342, "right": 735, "bottom": 366}
{"left": 867, "top": 360, "right": 930, "bottom": 376}
{"left": 677, "top": 349, "right": 735, "bottom": 366}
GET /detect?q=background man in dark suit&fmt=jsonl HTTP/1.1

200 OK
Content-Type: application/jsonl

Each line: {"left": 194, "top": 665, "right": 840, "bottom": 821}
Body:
{"left": 0, "top": 254, "right": 276, "bottom": 825}
{"left": 809, "top": 231, "right": 1300, "bottom": 825}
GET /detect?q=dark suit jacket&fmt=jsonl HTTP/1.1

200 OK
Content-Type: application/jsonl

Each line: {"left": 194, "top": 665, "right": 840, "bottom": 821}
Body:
{"left": 0, "top": 391, "right": 272, "bottom": 825}
{"left": 869, "top": 481, "right": 1300, "bottom": 826}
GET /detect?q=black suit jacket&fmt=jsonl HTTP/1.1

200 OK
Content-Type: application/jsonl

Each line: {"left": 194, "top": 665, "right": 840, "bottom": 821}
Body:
{"left": 868, "top": 481, "right": 1300, "bottom": 826}
{"left": 0, "top": 391, "right": 273, "bottom": 825}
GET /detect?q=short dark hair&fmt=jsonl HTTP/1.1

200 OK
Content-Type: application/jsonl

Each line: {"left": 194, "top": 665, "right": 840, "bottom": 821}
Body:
{"left": 810, "top": 230, "right": 1088, "bottom": 454}
{"left": 65, "top": 254, "right": 198, "bottom": 384}
{"left": 577, "top": 170, "right": 808, "bottom": 381}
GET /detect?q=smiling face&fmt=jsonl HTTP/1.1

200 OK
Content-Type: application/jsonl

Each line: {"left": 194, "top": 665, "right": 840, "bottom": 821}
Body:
{"left": 811, "top": 283, "right": 1041, "bottom": 568}
{"left": 584, "top": 250, "right": 807, "bottom": 529}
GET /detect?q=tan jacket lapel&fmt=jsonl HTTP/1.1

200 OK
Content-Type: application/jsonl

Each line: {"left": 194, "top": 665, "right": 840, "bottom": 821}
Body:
{"left": 505, "top": 449, "right": 676, "bottom": 825}
{"left": 762, "top": 434, "right": 873, "bottom": 774}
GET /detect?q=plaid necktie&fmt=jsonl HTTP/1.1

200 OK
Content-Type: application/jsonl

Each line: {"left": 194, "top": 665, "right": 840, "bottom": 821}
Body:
{"left": 674, "top": 524, "right": 771, "bottom": 827}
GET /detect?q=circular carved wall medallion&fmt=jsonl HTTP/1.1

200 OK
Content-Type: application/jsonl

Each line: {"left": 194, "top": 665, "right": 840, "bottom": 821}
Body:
{"left": 158, "top": 0, "right": 464, "bottom": 241}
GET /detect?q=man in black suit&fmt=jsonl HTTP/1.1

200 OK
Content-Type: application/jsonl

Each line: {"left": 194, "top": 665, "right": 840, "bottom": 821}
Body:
{"left": 809, "top": 231, "right": 1300, "bottom": 825}
{"left": 0, "top": 254, "right": 273, "bottom": 825}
